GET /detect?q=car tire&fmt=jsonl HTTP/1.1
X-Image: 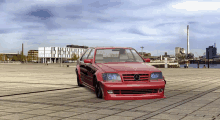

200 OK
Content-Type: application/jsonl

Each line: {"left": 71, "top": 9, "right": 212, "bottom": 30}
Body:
{"left": 77, "top": 72, "right": 84, "bottom": 87}
{"left": 95, "top": 82, "right": 103, "bottom": 99}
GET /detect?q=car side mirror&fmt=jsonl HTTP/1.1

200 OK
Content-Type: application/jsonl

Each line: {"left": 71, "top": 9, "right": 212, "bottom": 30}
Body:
{"left": 84, "top": 59, "right": 93, "bottom": 63}
{"left": 144, "top": 58, "right": 150, "bottom": 62}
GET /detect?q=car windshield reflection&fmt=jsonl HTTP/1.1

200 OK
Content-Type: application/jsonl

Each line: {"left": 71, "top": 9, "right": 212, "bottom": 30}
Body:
{"left": 95, "top": 49, "right": 144, "bottom": 63}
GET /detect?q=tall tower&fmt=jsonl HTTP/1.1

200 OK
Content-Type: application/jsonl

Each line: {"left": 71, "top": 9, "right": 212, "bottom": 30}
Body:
{"left": 187, "top": 25, "right": 189, "bottom": 57}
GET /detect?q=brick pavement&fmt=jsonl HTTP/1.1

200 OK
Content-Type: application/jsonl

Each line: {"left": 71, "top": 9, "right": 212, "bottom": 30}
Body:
{"left": 0, "top": 64, "right": 219, "bottom": 120}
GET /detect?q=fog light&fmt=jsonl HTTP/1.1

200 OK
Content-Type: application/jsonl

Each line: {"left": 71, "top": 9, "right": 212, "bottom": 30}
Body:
{"left": 107, "top": 90, "right": 113, "bottom": 94}
{"left": 159, "top": 88, "right": 163, "bottom": 92}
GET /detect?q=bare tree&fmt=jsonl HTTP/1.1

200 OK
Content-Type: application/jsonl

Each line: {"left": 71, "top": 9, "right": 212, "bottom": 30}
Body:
{"left": 71, "top": 53, "right": 79, "bottom": 61}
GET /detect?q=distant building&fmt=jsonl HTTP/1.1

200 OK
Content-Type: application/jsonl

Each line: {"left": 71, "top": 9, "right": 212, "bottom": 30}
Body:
{"left": 187, "top": 53, "right": 194, "bottom": 59}
{"left": 27, "top": 50, "right": 38, "bottom": 62}
{"left": 138, "top": 52, "right": 146, "bottom": 55}
{"left": 164, "top": 52, "right": 167, "bottom": 57}
{"left": 175, "top": 47, "right": 185, "bottom": 56}
{"left": 138, "top": 52, "right": 151, "bottom": 57}
{"left": 206, "top": 46, "right": 217, "bottom": 59}
{"left": 144, "top": 53, "right": 151, "bottom": 57}
{"left": 66, "top": 45, "right": 88, "bottom": 49}
{"left": 199, "top": 56, "right": 204, "bottom": 60}
{"left": 38, "top": 46, "right": 87, "bottom": 63}
{"left": 0, "top": 53, "right": 18, "bottom": 61}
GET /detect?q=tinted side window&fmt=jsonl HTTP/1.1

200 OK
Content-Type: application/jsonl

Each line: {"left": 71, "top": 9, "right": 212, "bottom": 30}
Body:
{"left": 88, "top": 49, "right": 95, "bottom": 59}
{"left": 81, "top": 49, "right": 91, "bottom": 61}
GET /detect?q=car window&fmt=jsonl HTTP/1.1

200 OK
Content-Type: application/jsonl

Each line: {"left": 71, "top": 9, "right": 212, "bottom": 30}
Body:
{"left": 130, "top": 49, "right": 144, "bottom": 62}
{"left": 79, "top": 49, "right": 88, "bottom": 60}
{"left": 80, "top": 49, "right": 91, "bottom": 61}
{"left": 88, "top": 49, "right": 95, "bottom": 59}
{"left": 125, "top": 49, "right": 135, "bottom": 60}
{"left": 95, "top": 49, "right": 144, "bottom": 63}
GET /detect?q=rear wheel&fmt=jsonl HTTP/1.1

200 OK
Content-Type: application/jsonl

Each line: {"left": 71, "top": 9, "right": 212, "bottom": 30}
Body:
{"left": 95, "top": 81, "right": 103, "bottom": 99}
{"left": 76, "top": 71, "right": 84, "bottom": 87}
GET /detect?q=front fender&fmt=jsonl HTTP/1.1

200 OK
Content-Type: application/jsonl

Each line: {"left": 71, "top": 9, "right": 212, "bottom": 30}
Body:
{"left": 163, "top": 76, "right": 166, "bottom": 84}
{"left": 95, "top": 70, "right": 104, "bottom": 82}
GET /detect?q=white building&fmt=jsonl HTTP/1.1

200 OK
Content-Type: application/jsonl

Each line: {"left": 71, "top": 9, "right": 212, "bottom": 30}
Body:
{"left": 38, "top": 46, "right": 87, "bottom": 63}
{"left": 175, "top": 47, "right": 185, "bottom": 56}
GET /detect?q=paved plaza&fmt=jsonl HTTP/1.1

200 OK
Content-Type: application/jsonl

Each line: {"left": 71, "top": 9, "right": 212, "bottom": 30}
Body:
{"left": 0, "top": 63, "right": 220, "bottom": 120}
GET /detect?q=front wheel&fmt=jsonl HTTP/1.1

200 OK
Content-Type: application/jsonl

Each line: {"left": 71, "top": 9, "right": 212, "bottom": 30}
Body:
{"left": 95, "top": 82, "right": 103, "bottom": 99}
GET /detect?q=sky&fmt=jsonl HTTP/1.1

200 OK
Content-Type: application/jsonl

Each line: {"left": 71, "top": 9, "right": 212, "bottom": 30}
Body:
{"left": 0, "top": 0, "right": 220, "bottom": 57}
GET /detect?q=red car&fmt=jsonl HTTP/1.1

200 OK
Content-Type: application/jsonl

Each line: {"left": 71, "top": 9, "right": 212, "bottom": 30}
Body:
{"left": 75, "top": 47, "right": 166, "bottom": 100}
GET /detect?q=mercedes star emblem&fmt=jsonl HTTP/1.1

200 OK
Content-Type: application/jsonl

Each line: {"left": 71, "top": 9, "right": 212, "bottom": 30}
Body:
{"left": 134, "top": 74, "right": 140, "bottom": 81}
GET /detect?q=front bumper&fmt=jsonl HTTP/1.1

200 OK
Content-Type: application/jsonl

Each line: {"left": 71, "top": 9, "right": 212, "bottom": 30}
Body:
{"left": 100, "top": 82, "right": 166, "bottom": 100}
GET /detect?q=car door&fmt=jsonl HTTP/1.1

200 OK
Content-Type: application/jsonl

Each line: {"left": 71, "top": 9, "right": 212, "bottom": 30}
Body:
{"left": 85, "top": 49, "right": 96, "bottom": 87}
{"left": 80, "top": 49, "right": 91, "bottom": 84}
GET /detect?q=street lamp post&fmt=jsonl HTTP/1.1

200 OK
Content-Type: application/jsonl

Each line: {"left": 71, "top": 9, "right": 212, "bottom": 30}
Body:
{"left": 60, "top": 51, "right": 62, "bottom": 67}
{"left": 208, "top": 49, "right": 209, "bottom": 68}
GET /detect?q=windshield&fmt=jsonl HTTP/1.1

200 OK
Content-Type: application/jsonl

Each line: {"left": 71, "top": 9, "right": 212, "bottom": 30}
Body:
{"left": 95, "top": 49, "right": 144, "bottom": 63}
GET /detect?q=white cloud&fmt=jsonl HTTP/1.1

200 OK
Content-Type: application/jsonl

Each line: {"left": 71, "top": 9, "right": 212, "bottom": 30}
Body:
{"left": 139, "top": 26, "right": 162, "bottom": 35}
{"left": 172, "top": 1, "right": 220, "bottom": 11}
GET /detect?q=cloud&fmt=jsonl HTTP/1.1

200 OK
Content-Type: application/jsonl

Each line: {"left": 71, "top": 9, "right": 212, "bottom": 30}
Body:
{"left": 0, "top": 29, "right": 9, "bottom": 34}
{"left": 188, "top": 21, "right": 197, "bottom": 24}
{"left": 27, "top": 9, "right": 53, "bottom": 20}
{"left": 123, "top": 27, "right": 147, "bottom": 36}
{"left": 155, "top": 22, "right": 177, "bottom": 27}
{"left": 172, "top": 1, "right": 220, "bottom": 11}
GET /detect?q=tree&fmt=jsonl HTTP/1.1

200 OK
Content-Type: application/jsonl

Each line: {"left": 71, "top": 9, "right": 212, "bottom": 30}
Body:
{"left": 0, "top": 54, "right": 4, "bottom": 61}
{"left": 12, "top": 53, "right": 26, "bottom": 62}
{"left": 71, "top": 54, "right": 79, "bottom": 61}
{"left": 12, "top": 55, "right": 19, "bottom": 61}
{"left": 0, "top": 54, "right": 8, "bottom": 61}
{"left": 27, "top": 55, "right": 32, "bottom": 62}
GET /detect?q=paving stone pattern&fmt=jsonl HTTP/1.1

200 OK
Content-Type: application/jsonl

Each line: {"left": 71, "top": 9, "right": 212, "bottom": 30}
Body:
{"left": 0, "top": 64, "right": 219, "bottom": 120}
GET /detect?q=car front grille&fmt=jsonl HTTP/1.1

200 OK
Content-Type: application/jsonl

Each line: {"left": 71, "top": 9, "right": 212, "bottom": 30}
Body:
{"left": 113, "top": 89, "right": 158, "bottom": 94}
{"left": 122, "top": 74, "right": 149, "bottom": 81}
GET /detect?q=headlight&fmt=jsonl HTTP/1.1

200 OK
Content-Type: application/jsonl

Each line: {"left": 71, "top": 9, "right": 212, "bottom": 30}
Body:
{"left": 150, "top": 72, "right": 163, "bottom": 80}
{"left": 102, "top": 73, "right": 121, "bottom": 82}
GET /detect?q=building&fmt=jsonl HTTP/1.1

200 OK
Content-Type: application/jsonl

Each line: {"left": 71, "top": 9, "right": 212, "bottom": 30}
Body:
{"left": 138, "top": 52, "right": 151, "bottom": 57}
{"left": 206, "top": 45, "right": 217, "bottom": 59}
{"left": 27, "top": 50, "right": 38, "bottom": 62}
{"left": 38, "top": 46, "right": 87, "bottom": 63}
{"left": 0, "top": 53, "right": 18, "bottom": 61}
{"left": 199, "top": 56, "right": 204, "bottom": 60}
{"left": 187, "top": 53, "right": 194, "bottom": 59}
{"left": 175, "top": 47, "right": 185, "bottom": 56}
{"left": 144, "top": 53, "right": 151, "bottom": 57}
{"left": 175, "top": 47, "right": 180, "bottom": 55}
{"left": 66, "top": 45, "right": 88, "bottom": 49}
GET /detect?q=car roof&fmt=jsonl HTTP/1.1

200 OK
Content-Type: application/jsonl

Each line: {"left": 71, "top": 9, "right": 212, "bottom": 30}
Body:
{"left": 88, "top": 47, "right": 134, "bottom": 49}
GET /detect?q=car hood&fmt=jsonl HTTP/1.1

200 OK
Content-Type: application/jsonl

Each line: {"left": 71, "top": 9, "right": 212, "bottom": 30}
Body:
{"left": 96, "top": 62, "right": 160, "bottom": 72}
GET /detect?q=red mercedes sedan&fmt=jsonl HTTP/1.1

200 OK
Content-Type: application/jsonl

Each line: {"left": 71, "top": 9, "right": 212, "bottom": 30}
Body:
{"left": 75, "top": 47, "right": 166, "bottom": 100}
